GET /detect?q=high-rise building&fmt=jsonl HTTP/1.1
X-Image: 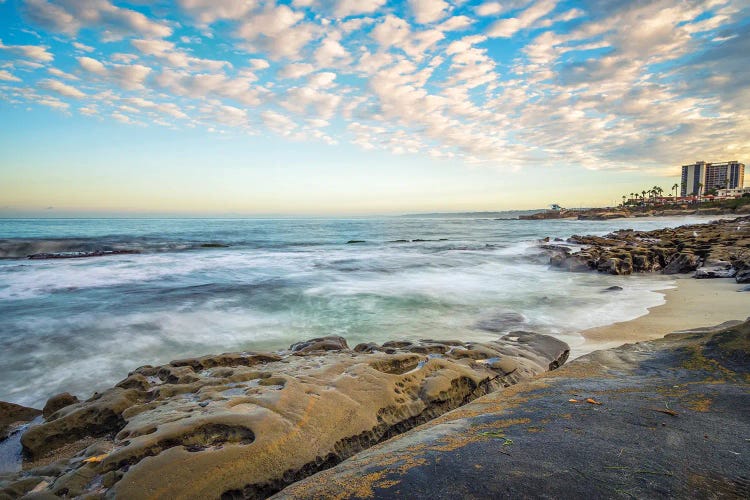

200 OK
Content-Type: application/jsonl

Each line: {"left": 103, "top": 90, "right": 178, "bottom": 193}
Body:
{"left": 680, "top": 161, "right": 745, "bottom": 196}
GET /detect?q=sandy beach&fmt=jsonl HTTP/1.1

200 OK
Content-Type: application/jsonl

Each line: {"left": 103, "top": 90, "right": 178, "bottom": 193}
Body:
{"left": 580, "top": 277, "right": 749, "bottom": 353}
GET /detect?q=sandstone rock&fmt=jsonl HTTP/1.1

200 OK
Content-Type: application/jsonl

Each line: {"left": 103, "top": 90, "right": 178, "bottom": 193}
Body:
{"left": 275, "top": 320, "right": 750, "bottom": 500}
{"left": 42, "top": 392, "right": 80, "bottom": 418}
{"left": 5, "top": 333, "right": 569, "bottom": 499}
{"left": 0, "top": 401, "right": 41, "bottom": 441}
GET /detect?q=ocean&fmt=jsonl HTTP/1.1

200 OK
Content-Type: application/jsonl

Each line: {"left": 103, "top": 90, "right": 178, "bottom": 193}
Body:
{"left": 0, "top": 214, "right": 720, "bottom": 407}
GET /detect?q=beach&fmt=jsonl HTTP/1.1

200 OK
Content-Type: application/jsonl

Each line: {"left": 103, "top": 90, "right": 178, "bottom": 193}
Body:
{"left": 580, "top": 277, "right": 749, "bottom": 352}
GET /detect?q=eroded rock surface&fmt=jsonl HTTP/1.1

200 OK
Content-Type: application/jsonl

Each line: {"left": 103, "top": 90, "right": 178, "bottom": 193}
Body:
{"left": 275, "top": 319, "right": 750, "bottom": 500}
{"left": 0, "top": 333, "right": 568, "bottom": 499}
{"left": 0, "top": 403, "right": 40, "bottom": 442}
{"left": 546, "top": 215, "right": 750, "bottom": 279}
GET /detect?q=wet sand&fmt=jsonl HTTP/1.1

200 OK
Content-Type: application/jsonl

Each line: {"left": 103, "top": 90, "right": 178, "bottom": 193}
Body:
{"left": 579, "top": 277, "right": 749, "bottom": 353}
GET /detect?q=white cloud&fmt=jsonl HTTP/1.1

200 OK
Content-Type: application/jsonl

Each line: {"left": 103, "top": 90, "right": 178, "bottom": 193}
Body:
{"left": 23, "top": 0, "right": 172, "bottom": 39}
{"left": 154, "top": 69, "right": 261, "bottom": 106}
{"left": 334, "top": 0, "right": 386, "bottom": 18}
{"left": 0, "top": 39, "right": 54, "bottom": 62}
{"left": 475, "top": 2, "right": 503, "bottom": 17}
{"left": 177, "top": 0, "right": 257, "bottom": 24}
{"left": 72, "top": 41, "right": 95, "bottom": 52}
{"left": 78, "top": 56, "right": 152, "bottom": 89}
{"left": 0, "top": 69, "right": 21, "bottom": 81}
{"left": 235, "top": 4, "right": 315, "bottom": 59}
{"left": 409, "top": 0, "right": 449, "bottom": 24}
{"left": 78, "top": 56, "right": 107, "bottom": 75}
{"left": 278, "top": 62, "right": 314, "bottom": 79}
{"left": 487, "top": 0, "right": 558, "bottom": 38}
{"left": 261, "top": 109, "right": 297, "bottom": 135}
{"left": 39, "top": 78, "right": 85, "bottom": 98}
{"left": 131, "top": 39, "right": 229, "bottom": 70}
{"left": 249, "top": 58, "right": 270, "bottom": 69}
{"left": 314, "top": 33, "right": 350, "bottom": 67}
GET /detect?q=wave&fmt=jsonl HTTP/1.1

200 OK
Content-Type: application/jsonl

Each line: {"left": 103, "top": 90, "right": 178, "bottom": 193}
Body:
{"left": 0, "top": 238, "right": 234, "bottom": 259}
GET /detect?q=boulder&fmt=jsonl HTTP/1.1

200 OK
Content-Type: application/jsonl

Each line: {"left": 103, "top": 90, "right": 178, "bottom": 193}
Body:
{"left": 694, "top": 267, "right": 736, "bottom": 279}
{"left": 42, "top": 392, "right": 80, "bottom": 418}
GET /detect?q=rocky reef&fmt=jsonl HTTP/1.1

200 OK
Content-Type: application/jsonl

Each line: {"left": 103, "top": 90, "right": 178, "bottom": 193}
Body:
{"left": 0, "top": 333, "right": 568, "bottom": 499}
{"left": 545, "top": 215, "right": 750, "bottom": 281}
{"left": 276, "top": 319, "right": 750, "bottom": 499}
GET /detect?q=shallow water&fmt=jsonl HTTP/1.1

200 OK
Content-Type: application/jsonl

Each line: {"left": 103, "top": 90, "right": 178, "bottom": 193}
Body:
{"left": 0, "top": 214, "right": 721, "bottom": 407}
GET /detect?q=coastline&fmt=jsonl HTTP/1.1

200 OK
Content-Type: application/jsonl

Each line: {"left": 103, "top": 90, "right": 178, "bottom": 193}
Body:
{"left": 579, "top": 276, "right": 748, "bottom": 352}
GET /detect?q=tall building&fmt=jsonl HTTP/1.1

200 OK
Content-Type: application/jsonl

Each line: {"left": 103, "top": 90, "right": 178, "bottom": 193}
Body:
{"left": 680, "top": 160, "right": 745, "bottom": 196}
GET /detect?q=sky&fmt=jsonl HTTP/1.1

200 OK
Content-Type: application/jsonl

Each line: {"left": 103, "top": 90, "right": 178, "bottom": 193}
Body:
{"left": 0, "top": 0, "right": 748, "bottom": 216}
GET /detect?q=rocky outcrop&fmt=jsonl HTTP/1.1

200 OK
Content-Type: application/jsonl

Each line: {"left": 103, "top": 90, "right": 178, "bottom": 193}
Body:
{"left": 577, "top": 211, "right": 630, "bottom": 220}
{"left": 0, "top": 402, "right": 40, "bottom": 441}
{"left": 0, "top": 333, "right": 568, "bottom": 499}
{"left": 275, "top": 319, "right": 750, "bottom": 500}
{"left": 547, "top": 216, "right": 750, "bottom": 280}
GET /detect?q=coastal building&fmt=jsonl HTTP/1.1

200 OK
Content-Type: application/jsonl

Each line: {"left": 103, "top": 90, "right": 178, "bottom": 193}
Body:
{"left": 681, "top": 160, "right": 745, "bottom": 196}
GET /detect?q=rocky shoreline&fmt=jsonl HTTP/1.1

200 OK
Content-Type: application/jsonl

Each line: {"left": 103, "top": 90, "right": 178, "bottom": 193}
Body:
{"left": 543, "top": 215, "right": 750, "bottom": 280}
{"left": 276, "top": 319, "right": 750, "bottom": 499}
{"left": 0, "top": 334, "right": 568, "bottom": 498}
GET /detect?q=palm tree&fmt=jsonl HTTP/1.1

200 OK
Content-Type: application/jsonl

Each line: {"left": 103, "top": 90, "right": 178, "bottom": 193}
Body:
{"left": 696, "top": 182, "right": 703, "bottom": 202}
{"left": 641, "top": 190, "right": 647, "bottom": 205}
{"left": 672, "top": 183, "right": 679, "bottom": 199}
{"left": 622, "top": 195, "right": 626, "bottom": 207}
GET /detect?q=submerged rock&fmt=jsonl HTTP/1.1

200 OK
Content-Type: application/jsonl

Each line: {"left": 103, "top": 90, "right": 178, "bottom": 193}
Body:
{"left": 1, "top": 333, "right": 569, "bottom": 499}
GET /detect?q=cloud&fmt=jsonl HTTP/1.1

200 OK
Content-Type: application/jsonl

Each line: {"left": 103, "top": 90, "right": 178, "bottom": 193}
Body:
{"left": 0, "top": 70, "right": 21, "bottom": 82}
{"left": 487, "top": 0, "right": 558, "bottom": 38}
{"left": 235, "top": 4, "right": 316, "bottom": 59}
{"left": 0, "top": 39, "right": 54, "bottom": 61}
{"left": 131, "top": 39, "right": 230, "bottom": 70}
{"left": 78, "top": 56, "right": 152, "bottom": 90}
{"left": 39, "top": 78, "right": 86, "bottom": 98}
{"left": 22, "top": 0, "right": 172, "bottom": 39}
{"left": 4, "top": 0, "right": 749, "bottom": 170}
{"left": 334, "top": 0, "right": 386, "bottom": 18}
{"left": 278, "top": 62, "right": 315, "bottom": 79}
{"left": 409, "top": 0, "right": 449, "bottom": 25}
{"left": 177, "top": 0, "right": 258, "bottom": 24}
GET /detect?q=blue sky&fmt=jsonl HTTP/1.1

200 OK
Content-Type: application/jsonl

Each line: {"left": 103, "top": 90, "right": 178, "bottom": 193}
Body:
{"left": 0, "top": 0, "right": 748, "bottom": 215}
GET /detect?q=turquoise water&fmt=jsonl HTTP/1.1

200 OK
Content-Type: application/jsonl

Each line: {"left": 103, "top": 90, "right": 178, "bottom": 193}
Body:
{"left": 0, "top": 215, "right": 720, "bottom": 407}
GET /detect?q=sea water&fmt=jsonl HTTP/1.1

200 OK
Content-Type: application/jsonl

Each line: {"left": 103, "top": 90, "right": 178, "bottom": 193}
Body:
{"left": 0, "top": 214, "right": 721, "bottom": 407}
